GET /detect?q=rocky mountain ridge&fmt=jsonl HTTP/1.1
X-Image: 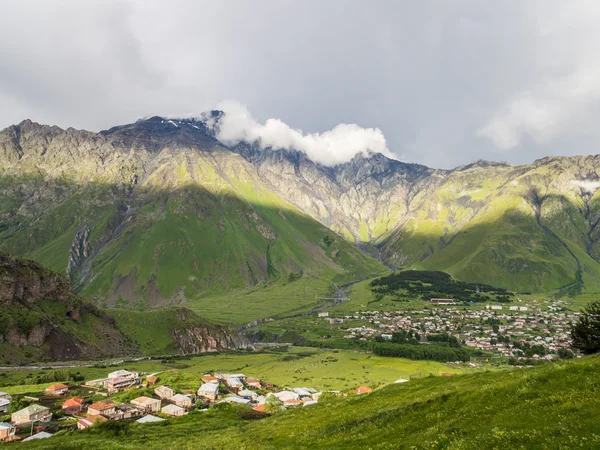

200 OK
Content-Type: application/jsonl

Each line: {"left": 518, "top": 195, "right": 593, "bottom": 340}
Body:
{"left": 2, "top": 115, "right": 600, "bottom": 297}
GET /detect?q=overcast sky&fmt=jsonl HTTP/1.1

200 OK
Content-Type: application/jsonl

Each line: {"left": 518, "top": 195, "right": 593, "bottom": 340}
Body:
{"left": 1, "top": 1, "right": 600, "bottom": 168}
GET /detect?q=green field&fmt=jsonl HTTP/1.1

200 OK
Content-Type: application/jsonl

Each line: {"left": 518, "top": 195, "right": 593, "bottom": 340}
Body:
{"left": 0, "top": 347, "right": 466, "bottom": 395}
{"left": 14, "top": 354, "right": 600, "bottom": 449}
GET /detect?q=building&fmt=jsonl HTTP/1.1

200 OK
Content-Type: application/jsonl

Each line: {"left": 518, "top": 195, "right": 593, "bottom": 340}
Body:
{"left": 197, "top": 383, "right": 219, "bottom": 401}
{"left": 202, "top": 375, "right": 219, "bottom": 384}
{"left": 0, "top": 423, "right": 16, "bottom": 442}
{"left": 62, "top": 397, "right": 84, "bottom": 416}
{"left": 0, "top": 399, "right": 9, "bottom": 414}
{"left": 87, "top": 400, "right": 116, "bottom": 417}
{"left": 0, "top": 392, "right": 11, "bottom": 401}
{"left": 170, "top": 394, "right": 192, "bottom": 409}
{"left": 11, "top": 405, "right": 52, "bottom": 425}
{"left": 356, "top": 386, "right": 373, "bottom": 395}
{"left": 272, "top": 391, "right": 299, "bottom": 402}
{"left": 77, "top": 419, "right": 94, "bottom": 430}
{"left": 131, "top": 397, "right": 161, "bottom": 413}
{"left": 155, "top": 386, "right": 175, "bottom": 399}
{"left": 318, "top": 312, "right": 329, "bottom": 318}
{"left": 246, "top": 378, "right": 261, "bottom": 389}
{"left": 136, "top": 415, "right": 165, "bottom": 424}
{"left": 78, "top": 416, "right": 107, "bottom": 429}
{"left": 161, "top": 404, "right": 186, "bottom": 417}
{"left": 430, "top": 298, "right": 455, "bottom": 305}
{"left": 226, "top": 377, "right": 243, "bottom": 391}
{"left": 104, "top": 370, "right": 140, "bottom": 394}
{"left": 44, "top": 383, "right": 69, "bottom": 396}
{"left": 146, "top": 375, "right": 159, "bottom": 386}
{"left": 22, "top": 431, "right": 53, "bottom": 442}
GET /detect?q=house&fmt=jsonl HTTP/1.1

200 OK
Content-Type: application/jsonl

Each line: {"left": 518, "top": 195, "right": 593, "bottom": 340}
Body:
{"left": 283, "top": 399, "right": 303, "bottom": 407}
{"left": 230, "top": 374, "right": 246, "bottom": 380}
{"left": 170, "top": 394, "right": 192, "bottom": 409}
{"left": 105, "top": 370, "right": 140, "bottom": 393}
{"left": 45, "top": 383, "right": 69, "bottom": 396}
{"left": 219, "top": 396, "right": 250, "bottom": 405}
{"left": 0, "top": 392, "right": 11, "bottom": 401}
{"left": 146, "top": 375, "right": 159, "bottom": 386}
{"left": 77, "top": 415, "right": 107, "bottom": 430}
{"left": 161, "top": 404, "right": 186, "bottom": 417}
{"left": 272, "top": 391, "right": 299, "bottom": 402}
{"left": 303, "top": 400, "right": 317, "bottom": 407}
{"left": 356, "top": 386, "right": 372, "bottom": 395}
{"left": 131, "top": 397, "right": 161, "bottom": 413}
{"left": 293, "top": 388, "right": 315, "bottom": 399}
{"left": 238, "top": 389, "right": 256, "bottom": 400}
{"left": 197, "top": 383, "right": 219, "bottom": 401}
{"left": 246, "top": 378, "right": 261, "bottom": 389}
{"left": 11, "top": 404, "right": 52, "bottom": 425}
{"left": 116, "top": 403, "right": 141, "bottom": 419}
{"left": 62, "top": 397, "right": 84, "bottom": 416}
{"left": 202, "top": 375, "right": 219, "bottom": 384}
{"left": 226, "top": 377, "right": 243, "bottom": 391}
{"left": 252, "top": 404, "right": 265, "bottom": 413}
{"left": 318, "top": 312, "right": 329, "bottom": 318}
{"left": 87, "top": 400, "right": 116, "bottom": 417}
{"left": 0, "top": 399, "right": 9, "bottom": 414}
{"left": 23, "top": 431, "right": 53, "bottom": 442}
{"left": 0, "top": 423, "right": 16, "bottom": 442}
{"left": 136, "top": 415, "right": 165, "bottom": 424}
{"left": 394, "top": 379, "right": 409, "bottom": 384}
{"left": 155, "top": 386, "right": 175, "bottom": 399}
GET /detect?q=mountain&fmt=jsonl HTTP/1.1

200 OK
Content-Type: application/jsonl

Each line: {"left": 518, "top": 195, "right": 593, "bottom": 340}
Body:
{"left": 0, "top": 251, "right": 250, "bottom": 363}
{"left": 2, "top": 113, "right": 600, "bottom": 311}
{"left": 231, "top": 144, "right": 600, "bottom": 294}
{"left": 0, "top": 117, "right": 385, "bottom": 321}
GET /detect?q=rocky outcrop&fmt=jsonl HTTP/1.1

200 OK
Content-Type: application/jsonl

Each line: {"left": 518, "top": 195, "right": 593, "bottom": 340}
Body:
{"left": 0, "top": 252, "right": 71, "bottom": 305}
{"left": 171, "top": 326, "right": 251, "bottom": 354}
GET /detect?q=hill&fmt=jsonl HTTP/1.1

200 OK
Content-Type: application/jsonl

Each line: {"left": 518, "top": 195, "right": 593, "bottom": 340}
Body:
{"left": 17, "top": 354, "right": 600, "bottom": 449}
{"left": 0, "top": 251, "right": 249, "bottom": 363}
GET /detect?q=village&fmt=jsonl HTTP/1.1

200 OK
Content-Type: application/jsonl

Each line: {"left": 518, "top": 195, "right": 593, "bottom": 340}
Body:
{"left": 321, "top": 299, "right": 579, "bottom": 360}
{"left": 0, "top": 368, "right": 376, "bottom": 444}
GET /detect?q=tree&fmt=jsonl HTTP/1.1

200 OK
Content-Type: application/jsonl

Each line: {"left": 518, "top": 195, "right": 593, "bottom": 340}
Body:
{"left": 263, "top": 395, "right": 282, "bottom": 414}
{"left": 571, "top": 300, "right": 600, "bottom": 354}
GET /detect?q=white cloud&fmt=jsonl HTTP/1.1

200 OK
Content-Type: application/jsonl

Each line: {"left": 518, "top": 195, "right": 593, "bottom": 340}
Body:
{"left": 210, "top": 100, "right": 395, "bottom": 166}
{"left": 571, "top": 179, "right": 600, "bottom": 194}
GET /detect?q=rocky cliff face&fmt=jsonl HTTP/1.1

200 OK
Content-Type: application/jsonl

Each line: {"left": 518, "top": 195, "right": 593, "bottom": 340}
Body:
{"left": 0, "top": 252, "right": 252, "bottom": 362}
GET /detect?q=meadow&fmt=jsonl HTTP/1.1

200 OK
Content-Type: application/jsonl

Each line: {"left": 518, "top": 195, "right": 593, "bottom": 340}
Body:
{"left": 14, "top": 354, "right": 600, "bottom": 449}
{"left": 0, "top": 347, "right": 467, "bottom": 395}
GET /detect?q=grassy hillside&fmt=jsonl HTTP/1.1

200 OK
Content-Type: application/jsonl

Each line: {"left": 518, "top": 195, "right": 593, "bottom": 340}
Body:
{"left": 18, "top": 354, "right": 600, "bottom": 449}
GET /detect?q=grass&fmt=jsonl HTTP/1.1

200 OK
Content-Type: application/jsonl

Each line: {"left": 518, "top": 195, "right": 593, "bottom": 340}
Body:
{"left": 0, "top": 347, "right": 465, "bottom": 394}
{"left": 16, "top": 354, "right": 600, "bottom": 449}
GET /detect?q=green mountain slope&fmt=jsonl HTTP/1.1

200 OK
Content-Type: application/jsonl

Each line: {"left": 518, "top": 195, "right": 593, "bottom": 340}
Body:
{"left": 0, "top": 251, "right": 250, "bottom": 363}
{"left": 5, "top": 115, "right": 600, "bottom": 302}
{"left": 19, "top": 355, "right": 600, "bottom": 449}
{"left": 0, "top": 119, "right": 386, "bottom": 320}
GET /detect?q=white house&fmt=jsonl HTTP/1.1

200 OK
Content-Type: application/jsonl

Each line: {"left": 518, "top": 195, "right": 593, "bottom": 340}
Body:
{"left": 161, "top": 404, "right": 186, "bottom": 417}
{"left": 197, "top": 383, "right": 219, "bottom": 401}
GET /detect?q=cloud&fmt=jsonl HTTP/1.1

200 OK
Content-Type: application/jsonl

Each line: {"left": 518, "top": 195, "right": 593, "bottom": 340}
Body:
{"left": 210, "top": 101, "right": 395, "bottom": 166}
{"left": 571, "top": 180, "right": 600, "bottom": 194}
{"left": 478, "top": 3, "right": 600, "bottom": 150}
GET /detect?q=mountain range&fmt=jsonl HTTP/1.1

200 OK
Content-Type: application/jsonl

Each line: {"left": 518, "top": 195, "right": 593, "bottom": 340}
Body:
{"left": 2, "top": 113, "right": 600, "bottom": 319}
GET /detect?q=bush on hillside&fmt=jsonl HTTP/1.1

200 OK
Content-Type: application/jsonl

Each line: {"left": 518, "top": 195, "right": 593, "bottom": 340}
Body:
{"left": 571, "top": 300, "right": 600, "bottom": 355}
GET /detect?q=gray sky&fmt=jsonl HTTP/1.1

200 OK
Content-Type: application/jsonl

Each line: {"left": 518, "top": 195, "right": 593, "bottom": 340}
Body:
{"left": 1, "top": 0, "right": 599, "bottom": 168}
